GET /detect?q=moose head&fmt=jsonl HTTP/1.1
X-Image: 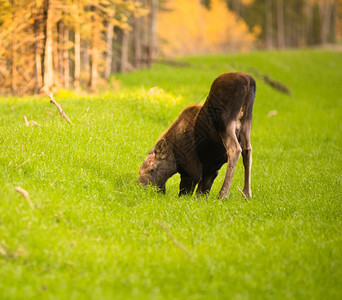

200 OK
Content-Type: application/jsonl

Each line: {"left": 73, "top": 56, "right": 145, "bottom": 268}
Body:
{"left": 138, "top": 138, "right": 177, "bottom": 193}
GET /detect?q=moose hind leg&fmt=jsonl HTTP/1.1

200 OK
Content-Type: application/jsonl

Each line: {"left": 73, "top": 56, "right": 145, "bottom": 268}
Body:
{"left": 219, "top": 128, "right": 242, "bottom": 199}
{"left": 242, "top": 149, "right": 252, "bottom": 197}
{"left": 240, "top": 123, "right": 252, "bottom": 197}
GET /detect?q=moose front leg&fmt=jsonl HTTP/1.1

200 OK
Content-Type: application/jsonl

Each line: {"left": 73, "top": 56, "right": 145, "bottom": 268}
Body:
{"left": 196, "top": 171, "right": 218, "bottom": 195}
{"left": 179, "top": 175, "right": 198, "bottom": 196}
{"left": 219, "top": 129, "right": 242, "bottom": 199}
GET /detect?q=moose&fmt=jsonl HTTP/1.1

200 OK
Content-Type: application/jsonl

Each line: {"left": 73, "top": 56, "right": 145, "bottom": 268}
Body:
{"left": 138, "top": 72, "right": 256, "bottom": 198}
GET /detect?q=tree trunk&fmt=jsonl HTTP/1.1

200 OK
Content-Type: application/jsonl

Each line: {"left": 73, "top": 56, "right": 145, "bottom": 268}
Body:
{"left": 265, "top": 0, "right": 273, "bottom": 49}
{"left": 74, "top": 1, "right": 81, "bottom": 90}
{"left": 120, "top": 28, "right": 130, "bottom": 72}
{"left": 330, "top": 0, "right": 337, "bottom": 43}
{"left": 276, "top": 0, "right": 285, "bottom": 48}
{"left": 232, "top": 0, "right": 241, "bottom": 17}
{"left": 11, "top": 1, "right": 17, "bottom": 94}
{"left": 54, "top": 21, "right": 61, "bottom": 86}
{"left": 141, "top": 0, "right": 150, "bottom": 67}
{"left": 63, "top": 26, "right": 70, "bottom": 88}
{"left": 304, "top": 0, "right": 313, "bottom": 45}
{"left": 89, "top": 6, "right": 98, "bottom": 92}
{"left": 150, "top": 0, "right": 158, "bottom": 61}
{"left": 34, "top": 11, "right": 42, "bottom": 93}
{"left": 134, "top": 16, "right": 142, "bottom": 68}
{"left": 42, "top": 0, "right": 54, "bottom": 93}
{"left": 319, "top": 0, "right": 333, "bottom": 44}
{"left": 74, "top": 26, "right": 81, "bottom": 90}
{"left": 105, "top": 22, "right": 114, "bottom": 80}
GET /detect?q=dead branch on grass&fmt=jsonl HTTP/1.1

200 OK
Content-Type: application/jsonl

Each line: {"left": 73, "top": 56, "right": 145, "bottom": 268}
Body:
{"left": 267, "top": 110, "right": 278, "bottom": 118}
{"left": 48, "top": 93, "right": 73, "bottom": 125}
{"left": 156, "top": 220, "right": 192, "bottom": 260}
{"left": 15, "top": 186, "right": 34, "bottom": 208}
{"left": 16, "top": 159, "right": 30, "bottom": 169}
{"left": 23, "top": 116, "right": 39, "bottom": 127}
{"left": 0, "top": 241, "right": 27, "bottom": 259}
{"left": 237, "top": 186, "right": 248, "bottom": 201}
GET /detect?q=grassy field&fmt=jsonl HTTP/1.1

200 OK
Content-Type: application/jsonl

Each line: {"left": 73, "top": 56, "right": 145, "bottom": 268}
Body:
{"left": 0, "top": 49, "right": 341, "bottom": 299}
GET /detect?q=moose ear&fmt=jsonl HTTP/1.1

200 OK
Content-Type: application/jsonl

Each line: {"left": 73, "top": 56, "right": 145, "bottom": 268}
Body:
{"left": 154, "top": 138, "right": 168, "bottom": 159}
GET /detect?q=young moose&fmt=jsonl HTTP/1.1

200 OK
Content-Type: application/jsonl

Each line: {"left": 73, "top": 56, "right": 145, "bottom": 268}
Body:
{"left": 138, "top": 72, "right": 256, "bottom": 198}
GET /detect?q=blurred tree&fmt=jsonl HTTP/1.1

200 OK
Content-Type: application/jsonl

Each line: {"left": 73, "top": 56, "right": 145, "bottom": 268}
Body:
{"left": 0, "top": 0, "right": 340, "bottom": 95}
{"left": 0, "top": 0, "right": 150, "bottom": 94}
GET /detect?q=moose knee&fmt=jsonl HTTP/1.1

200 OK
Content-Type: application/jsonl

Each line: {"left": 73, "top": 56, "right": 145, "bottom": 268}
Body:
{"left": 227, "top": 144, "right": 242, "bottom": 157}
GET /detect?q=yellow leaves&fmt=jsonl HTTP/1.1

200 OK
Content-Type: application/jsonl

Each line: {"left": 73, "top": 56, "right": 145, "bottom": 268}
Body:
{"left": 252, "top": 25, "right": 262, "bottom": 37}
{"left": 241, "top": 0, "right": 254, "bottom": 6}
{"left": 158, "top": 0, "right": 257, "bottom": 56}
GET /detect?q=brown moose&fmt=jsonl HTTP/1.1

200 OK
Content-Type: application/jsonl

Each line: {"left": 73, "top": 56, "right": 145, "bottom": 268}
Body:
{"left": 138, "top": 72, "right": 256, "bottom": 198}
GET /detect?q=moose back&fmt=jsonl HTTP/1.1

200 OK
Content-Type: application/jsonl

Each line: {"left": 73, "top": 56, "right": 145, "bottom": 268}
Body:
{"left": 138, "top": 72, "right": 256, "bottom": 198}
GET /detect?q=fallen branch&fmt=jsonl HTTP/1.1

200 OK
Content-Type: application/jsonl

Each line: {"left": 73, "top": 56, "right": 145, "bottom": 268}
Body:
{"left": 48, "top": 93, "right": 73, "bottom": 125}
{"left": 24, "top": 116, "right": 39, "bottom": 127}
{"left": 0, "top": 242, "right": 11, "bottom": 258}
{"left": 237, "top": 186, "right": 248, "bottom": 201}
{"left": 15, "top": 186, "right": 34, "bottom": 208}
{"left": 16, "top": 158, "right": 30, "bottom": 169}
{"left": 228, "top": 64, "right": 291, "bottom": 95}
{"left": 267, "top": 110, "right": 278, "bottom": 118}
{"left": 0, "top": 241, "right": 27, "bottom": 260}
{"left": 156, "top": 220, "right": 192, "bottom": 260}
{"left": 263, "top": 75, "right": 291, "bottom": 95}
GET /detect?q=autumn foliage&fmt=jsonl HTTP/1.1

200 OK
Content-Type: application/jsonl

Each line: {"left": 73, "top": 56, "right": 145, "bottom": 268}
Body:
{"left": 158, "top": 0, "right": 257, "bottom": 56}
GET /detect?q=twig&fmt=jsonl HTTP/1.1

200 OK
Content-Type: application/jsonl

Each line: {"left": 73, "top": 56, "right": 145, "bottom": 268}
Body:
{"left": 156, "top": 220, "right": 192, "bottom": 260}
{"left": 23, "top": 116, "right": 39, "bottom": 127}
{"left": 15, "top": 186, "right": 34, "bottom": 208}
{"left": 267, "top": 110, "right": 278, "bottom": 118}
{"left": 237, "top": 186, "right": 248, "bottom": 201}
{"left": 48, "top": 93, "right": 73, "bottom": 125}
{"left": 16, "top": 159, "right": 30, "bottom": 169}
{"left": 0, "top": 242, "right": 10, "bottom": 258}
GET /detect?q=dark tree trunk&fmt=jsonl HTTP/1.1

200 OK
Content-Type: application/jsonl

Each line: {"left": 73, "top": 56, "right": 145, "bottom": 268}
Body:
{"left": 105, "top": 22, "right": 114, "bottom": 79}
{"left": 265, "top": 0, "right": 273, "bottom": 49}
{"left": 276, "top": 0, "right": 285, "bottom": 48}
{"left": 89, "top": 6, "right": 99, "bottom": 92}
{"left": 63, "top": 26, "right": 70, "bottom": 88}
{"left": 150, "top": 0, "right": 158, "bottom": 61}
{"left": 74, "top": 25, "right": 81, "bottom": 89}
{"left": 11, "top": 1, "right": 17, "bottom": 93}
{"left": 120, "top": 28, "right": 130, "bottom": 72}
{"left": 134, "top": 16, "right": 142, "bottom": 68}
{"left": 42, "top": 0, "right": 54, "bottom": 93}
{"left": 34, "top": 15, "right": 42, "bottom": 93}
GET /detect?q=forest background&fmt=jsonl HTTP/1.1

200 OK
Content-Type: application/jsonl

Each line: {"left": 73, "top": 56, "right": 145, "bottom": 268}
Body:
{"left": 0, "top": 0, "right": 341, "bottom": 95}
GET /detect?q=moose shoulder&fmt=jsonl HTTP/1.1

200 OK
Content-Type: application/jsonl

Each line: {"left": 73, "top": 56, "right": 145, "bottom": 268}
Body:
{"left": 138, "top": 72, "right": 256, "bottom": 198}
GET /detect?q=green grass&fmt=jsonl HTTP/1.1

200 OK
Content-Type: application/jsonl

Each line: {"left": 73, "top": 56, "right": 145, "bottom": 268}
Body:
{"left": 0, "top": 49, "right": 341, "bottom": 299}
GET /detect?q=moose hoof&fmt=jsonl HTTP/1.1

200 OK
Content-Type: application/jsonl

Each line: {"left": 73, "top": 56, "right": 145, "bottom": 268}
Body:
{"left": 219, "top": 190, "right": 229, "bottom": 199}
{"left": 243, "top": 189, "right": 252, "bottom": 198}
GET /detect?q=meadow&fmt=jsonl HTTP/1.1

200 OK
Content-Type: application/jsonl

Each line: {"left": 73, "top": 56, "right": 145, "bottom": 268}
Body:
{"left": 0, "top": 49, "right": 341, "bottom": 299}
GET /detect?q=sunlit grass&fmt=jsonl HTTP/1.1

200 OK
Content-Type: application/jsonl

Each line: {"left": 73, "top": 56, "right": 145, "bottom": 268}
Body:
{"left": 0, "top": 49, "right": 341, "bottom": 299}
